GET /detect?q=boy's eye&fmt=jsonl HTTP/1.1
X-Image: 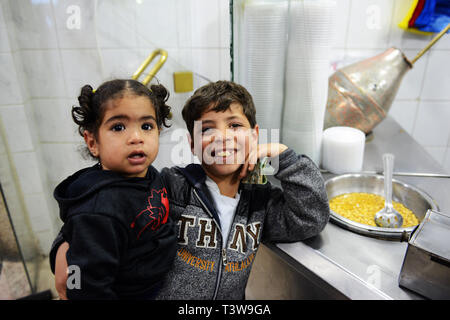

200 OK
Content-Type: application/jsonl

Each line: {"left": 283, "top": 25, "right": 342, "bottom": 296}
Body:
{"left": 230, "top": 123, "right": 242, "bottom": 129}
{"left": 142, "top": 123, "right": 154, "bottom": 131}
{"left": 111, "top": 124, "right": 125, "bottom": 131}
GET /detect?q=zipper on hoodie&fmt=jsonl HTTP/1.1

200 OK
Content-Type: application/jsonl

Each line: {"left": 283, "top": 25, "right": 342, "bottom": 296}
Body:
{"left": 192, "top": 189, "right": 222, "bottom": 234}
{"left": 193, "top": 188, "right": 244, "bottom": 300}
{"left": 192, "top": 189, "right": 223, "bottom": 300}
{"left": 222, "top": 248, "right": 227, "bottom": 266}
{"left": 216, "top": 197, "right": 241, "bottom": 299}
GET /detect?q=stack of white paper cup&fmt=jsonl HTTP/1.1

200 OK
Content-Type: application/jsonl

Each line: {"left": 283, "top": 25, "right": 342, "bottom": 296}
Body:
{"left": 241, "top": 0, "right": 288, "bottom": 132}
{"left": 321, "top": 126, "right": 366, "bottom": 174}
{"left": 281, "top": 0, "right": 336, "bottom": 165}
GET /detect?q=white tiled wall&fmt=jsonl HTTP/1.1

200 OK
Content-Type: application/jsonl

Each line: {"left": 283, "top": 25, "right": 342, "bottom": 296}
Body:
{"left": 0, "top": 0, "right": 449, "bottom": 255}
{"left": 0, "top": 0, "right": 231, "bottom": 254}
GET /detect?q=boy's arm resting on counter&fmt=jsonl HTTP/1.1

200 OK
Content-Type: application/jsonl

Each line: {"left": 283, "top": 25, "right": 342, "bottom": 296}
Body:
{"left": 262, "top": 148, "right": 330, "bottom": 243}
{"left": 60, "top": 213, "right": 127, "bottom": 300}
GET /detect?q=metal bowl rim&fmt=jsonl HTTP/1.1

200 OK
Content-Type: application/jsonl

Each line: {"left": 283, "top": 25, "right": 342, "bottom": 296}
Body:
{"left": 325, "top": 173, "right": 439, "bottom": 235}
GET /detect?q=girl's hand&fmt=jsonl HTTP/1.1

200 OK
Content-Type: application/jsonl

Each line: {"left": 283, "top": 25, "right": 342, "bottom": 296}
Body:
{"left": 239, "top": 143, "right": 288, "bottom": 179}
{"left": 55, "top": 242, "right": 70, "bottom": 300}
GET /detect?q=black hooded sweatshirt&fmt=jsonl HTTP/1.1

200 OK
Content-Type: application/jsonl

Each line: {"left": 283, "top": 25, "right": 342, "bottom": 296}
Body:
{"left": 54, "top": 164, "right": 177, "bottom": 299}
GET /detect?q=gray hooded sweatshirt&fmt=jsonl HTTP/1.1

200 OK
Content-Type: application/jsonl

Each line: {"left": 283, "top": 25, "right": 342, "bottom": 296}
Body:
{"left": 155, "top": 148, "right": 330, "bottom": 299}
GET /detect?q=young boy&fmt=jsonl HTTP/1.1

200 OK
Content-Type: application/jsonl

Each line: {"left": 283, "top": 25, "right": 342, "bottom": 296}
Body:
{"left": 51, "top": 80, "right": 330, "bottom": 300}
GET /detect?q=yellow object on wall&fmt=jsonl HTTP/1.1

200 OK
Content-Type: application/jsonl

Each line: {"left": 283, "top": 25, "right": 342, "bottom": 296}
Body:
{"left": 173, "top": 71, "right": 194, "bottom": 93}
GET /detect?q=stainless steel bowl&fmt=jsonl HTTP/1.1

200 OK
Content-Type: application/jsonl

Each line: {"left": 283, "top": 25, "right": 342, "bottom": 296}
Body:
{"left": 325, "top": 174, "right": 439, "bottom": 241}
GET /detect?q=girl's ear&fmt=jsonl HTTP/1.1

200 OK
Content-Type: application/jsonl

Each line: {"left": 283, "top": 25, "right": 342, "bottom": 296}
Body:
{"left": 83, "top": 131, "right": 99, "bottom": 157}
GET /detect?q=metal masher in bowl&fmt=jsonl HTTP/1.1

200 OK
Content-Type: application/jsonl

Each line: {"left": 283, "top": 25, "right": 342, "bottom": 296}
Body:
{"left": 375, "top": 153, "right": 404, "bottom": 228}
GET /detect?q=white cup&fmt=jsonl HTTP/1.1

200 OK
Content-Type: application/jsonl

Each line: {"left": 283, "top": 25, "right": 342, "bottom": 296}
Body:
{"left": 321, "top": 126, "right": 365, "bottom": 174}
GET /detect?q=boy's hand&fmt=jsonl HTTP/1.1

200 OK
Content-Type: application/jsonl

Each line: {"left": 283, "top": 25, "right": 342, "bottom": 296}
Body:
{"left": 55, "top": 242, "right": 70, "bottom": 300}
{"left": 239, "top": 143, "right": 288, "bottom": 179}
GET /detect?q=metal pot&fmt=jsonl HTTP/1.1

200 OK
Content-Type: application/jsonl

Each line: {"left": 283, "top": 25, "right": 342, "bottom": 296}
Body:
{"left": 325, "top": 173, "right": 439, "bottom": 241}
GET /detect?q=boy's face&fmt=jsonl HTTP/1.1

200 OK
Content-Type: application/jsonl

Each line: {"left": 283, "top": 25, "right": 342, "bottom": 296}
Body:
{"left": 84, "top": 95, "right": 159, "bottom": 178}
{"left": 190, "top": 102, "right": 259, "bottom": 180}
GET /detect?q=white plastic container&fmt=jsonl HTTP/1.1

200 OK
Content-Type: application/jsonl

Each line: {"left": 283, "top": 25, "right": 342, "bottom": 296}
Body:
{"left": 321, "top": 126, "right": 365, "bottom": 174}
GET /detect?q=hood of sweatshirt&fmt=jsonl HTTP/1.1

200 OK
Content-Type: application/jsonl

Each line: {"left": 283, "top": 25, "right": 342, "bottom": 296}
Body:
{"left": 54, "top": 164, "right": 157, "bottom": 222}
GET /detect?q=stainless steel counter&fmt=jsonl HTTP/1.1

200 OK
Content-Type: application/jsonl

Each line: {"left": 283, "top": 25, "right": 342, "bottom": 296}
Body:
{"left": 246, "top": 116, "right": 450, "bottom": 300}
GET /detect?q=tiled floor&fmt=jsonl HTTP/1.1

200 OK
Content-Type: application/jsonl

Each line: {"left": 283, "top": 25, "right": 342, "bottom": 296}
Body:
{"left": 0, "top": 260, "right": 32, "bottom": 299}
{"left": 0, "top": 255, "right": 57, "bottom": 300}
{"left": 35, "top": 255, "right": 57, "bottom": 299}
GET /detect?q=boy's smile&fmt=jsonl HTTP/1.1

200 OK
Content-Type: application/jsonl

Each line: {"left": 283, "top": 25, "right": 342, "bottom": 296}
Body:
{"left": 84, "top": 95, "right": 159, "bottom": 178}
{"left": 191, "top": 103, "right": 258, "bottom": 182}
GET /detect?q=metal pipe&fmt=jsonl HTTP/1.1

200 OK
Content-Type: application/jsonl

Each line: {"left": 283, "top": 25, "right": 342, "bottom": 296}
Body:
{"left": 132, "top": 49, "right": 168, "bottom": 85}
{"left": 410, "top": 23, "right": 450, "bottom": 65}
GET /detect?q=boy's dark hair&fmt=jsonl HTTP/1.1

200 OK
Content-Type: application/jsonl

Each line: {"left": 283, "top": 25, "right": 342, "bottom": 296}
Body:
{"left": 72, "top": 79, "right": 171, "bottom": 159}
{"left": 182, "top": 80, "right": 256, "bottom": 136}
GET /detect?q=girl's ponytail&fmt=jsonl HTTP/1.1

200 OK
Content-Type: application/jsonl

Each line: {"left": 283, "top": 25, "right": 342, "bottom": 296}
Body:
{"left": 150, "top": 84, "right": 171, "bottom": 129}
{"left": 72, "top": 84, "right": 98, "bottom": 136}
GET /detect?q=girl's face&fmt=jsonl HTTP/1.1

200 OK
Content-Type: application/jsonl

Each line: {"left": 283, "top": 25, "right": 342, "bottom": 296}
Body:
{"left": 84, "top": 94, "right": 159, "bottom": 178}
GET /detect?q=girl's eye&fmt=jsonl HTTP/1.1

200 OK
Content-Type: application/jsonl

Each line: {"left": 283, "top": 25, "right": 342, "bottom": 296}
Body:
{"left": 111, "top": 124, "right": 125, "bottom": 131}
{"left": 142, "top": 123, "right": 154, "bottom": 131}
{"left": 202, "top": 127, "right": 211, "bottom": 133}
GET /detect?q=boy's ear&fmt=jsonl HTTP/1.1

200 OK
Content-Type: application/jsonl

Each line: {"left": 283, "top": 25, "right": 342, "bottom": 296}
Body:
{"left": 83, "top": 131, "right": 99, "bottom": 157}
{"left": 254, "top": 124, "right": 259, "bottom": 136}
{"left": 252, "top": 124, "right": 259, "bottom": 141}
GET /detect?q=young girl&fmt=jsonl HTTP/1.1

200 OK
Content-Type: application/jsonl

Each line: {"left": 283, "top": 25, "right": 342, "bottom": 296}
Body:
{"left": 53, "top": 79, "right": 177, "bottom": 299}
